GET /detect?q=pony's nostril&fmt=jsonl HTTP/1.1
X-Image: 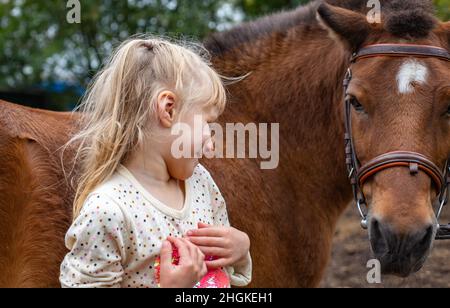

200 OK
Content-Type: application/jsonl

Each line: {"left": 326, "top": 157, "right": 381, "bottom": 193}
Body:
{"left": 406, "top": 224, "right": 435, "bottom": 263}
{"left": 417, "top": 225, "right": 434, "bottom": 247}
{"left": 371, "top": 218, "right": 379, "bottom": 234}
{"left": 369, "top": 218, "right": 389, "bottom": 254}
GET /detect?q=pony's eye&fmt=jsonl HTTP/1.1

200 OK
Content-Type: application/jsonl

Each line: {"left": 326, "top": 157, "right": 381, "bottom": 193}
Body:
{"left": 447, "top": 104, "right": 450, "bottom": 116}
{"left": 349, "top": 96, "right": 365, "bottom": 113}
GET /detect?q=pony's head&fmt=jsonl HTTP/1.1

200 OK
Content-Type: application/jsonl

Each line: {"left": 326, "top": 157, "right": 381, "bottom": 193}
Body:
{"left": 318, "top": 0, "right": 450, "bottom": 277}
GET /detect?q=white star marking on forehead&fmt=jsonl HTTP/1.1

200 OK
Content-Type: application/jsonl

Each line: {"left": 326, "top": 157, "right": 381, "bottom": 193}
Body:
{"left": 396, "top": 60, "right": 428, "bottom": 94}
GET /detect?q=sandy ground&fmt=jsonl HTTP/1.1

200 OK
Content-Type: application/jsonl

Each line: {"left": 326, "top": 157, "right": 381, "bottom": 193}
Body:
{"left": 321, "top": 204, "right": 450, "bottom": 288}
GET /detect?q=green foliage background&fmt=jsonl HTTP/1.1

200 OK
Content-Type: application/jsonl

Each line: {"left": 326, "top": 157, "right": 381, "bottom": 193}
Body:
{"left": 0, "top": 0, "right": 448, "bottom": 110}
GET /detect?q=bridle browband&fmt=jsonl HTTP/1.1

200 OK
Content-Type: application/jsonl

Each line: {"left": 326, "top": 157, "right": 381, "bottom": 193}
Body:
{"left": 351, "top": 44, "right": 450, "bottom": 62}
{"left": 343, "top": 44, "right": 450, "bottom": 240}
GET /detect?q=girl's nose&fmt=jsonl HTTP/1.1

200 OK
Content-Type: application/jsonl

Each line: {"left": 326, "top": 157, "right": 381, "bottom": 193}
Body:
{"left": 203, "top": 137, "right": 215, "bottom": 156}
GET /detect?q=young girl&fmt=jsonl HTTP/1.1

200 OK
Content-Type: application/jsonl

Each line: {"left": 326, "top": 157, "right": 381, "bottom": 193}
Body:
{"left": 59, "top": 36, "right": 252, "bottom": 288}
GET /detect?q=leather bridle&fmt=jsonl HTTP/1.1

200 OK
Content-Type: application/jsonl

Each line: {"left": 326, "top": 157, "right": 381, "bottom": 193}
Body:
{"left": 343, "top": 44, "right": 450, "bottom": 240}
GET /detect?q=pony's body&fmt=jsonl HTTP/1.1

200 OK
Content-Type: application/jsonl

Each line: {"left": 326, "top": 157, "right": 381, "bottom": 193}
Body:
{"left": 0, "top": 101, "right": 79, "bottom": 287}
{"left": 0, "top": 0, "right": 449, "bottom": 287}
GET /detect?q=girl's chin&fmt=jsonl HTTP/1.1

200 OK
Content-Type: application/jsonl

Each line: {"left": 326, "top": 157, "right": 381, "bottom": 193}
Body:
{"left": 179, "top": 159, "right": 199, "bottom": 180}
{"left": 190, "top": 159, "right": 199, "bottom": 170}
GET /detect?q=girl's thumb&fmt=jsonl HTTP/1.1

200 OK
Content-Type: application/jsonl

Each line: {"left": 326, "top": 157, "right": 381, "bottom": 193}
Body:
{"left": 160, "top": 241, "right": 173, "bottom": 268}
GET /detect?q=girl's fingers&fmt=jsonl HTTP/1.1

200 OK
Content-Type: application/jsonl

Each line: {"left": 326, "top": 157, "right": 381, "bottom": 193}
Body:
{"left": 201, "top": 262, "right": 208, "bottom": 277}
{"left": 185, "top": 238, "right": 207, "bottom": 265}
{"left": 187, "top": 227, "right": 225, "bottom": 237}
{"left": 196, "top": 246, "right": 227, "bottom": 257}
{"left": 187, "top": 236, "right": 227, "bottom": 248}
{"left": 198, "top": 222, "right": 212, "bottom": 229}
{"left": 197, "top": 246, "right": 206, "bottom": 266}
{"left": 182, "top": 239, "right": 206, "bottom": 274}
{"left": 168, "top": 237, "right": 190, "bottom": 262}
{"left": 205, "top": 258, "right": 230, "bottom": 269}
{"left": 159, "top": 240, "right": 174, "bottom": 270}
{"left": 182, "top": 238, "right": 198, "bottom": 261}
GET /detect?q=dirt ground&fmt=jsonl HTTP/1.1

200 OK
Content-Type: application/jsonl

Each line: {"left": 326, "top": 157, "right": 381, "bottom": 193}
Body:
{"left": 321, "top": 204, "right": 450, "bottom": 288}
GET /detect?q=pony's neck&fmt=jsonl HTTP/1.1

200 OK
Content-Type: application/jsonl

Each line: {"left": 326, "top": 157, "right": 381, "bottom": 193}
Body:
{"left": 207, "top": 2, "right": 321, "bottom": 74}
{"left": 210, "top": 21, "right": 354, "bottom": 214}
{"left": 210, "top": 20, "right": 352, "bottom": 147}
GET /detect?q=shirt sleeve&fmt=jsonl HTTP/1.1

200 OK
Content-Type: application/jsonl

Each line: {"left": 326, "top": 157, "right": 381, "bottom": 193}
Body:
{"left": 59, "top": 193, "right": 127, "bottom": 288}
{"left": 204, "top": 167, "right": 253, "bottom": 287}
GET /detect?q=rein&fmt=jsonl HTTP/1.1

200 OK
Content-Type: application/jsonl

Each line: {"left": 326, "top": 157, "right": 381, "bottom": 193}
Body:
{"left": 343, "top": 44, "right": 450, "bottom": 240}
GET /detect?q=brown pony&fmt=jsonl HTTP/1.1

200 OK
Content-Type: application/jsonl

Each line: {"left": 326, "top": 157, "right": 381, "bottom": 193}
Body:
{"left": 0, "top": 0, "right": 449, "bottom": 287}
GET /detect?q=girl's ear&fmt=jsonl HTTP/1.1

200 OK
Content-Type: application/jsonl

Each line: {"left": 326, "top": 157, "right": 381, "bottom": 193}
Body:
{"left": 157, "top": 91, "right": 177, "bottom": 128}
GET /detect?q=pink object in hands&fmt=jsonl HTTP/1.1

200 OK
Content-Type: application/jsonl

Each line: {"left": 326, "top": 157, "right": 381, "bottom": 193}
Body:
{"left": 154, "top": 245, "right": 230, "bottom": 288}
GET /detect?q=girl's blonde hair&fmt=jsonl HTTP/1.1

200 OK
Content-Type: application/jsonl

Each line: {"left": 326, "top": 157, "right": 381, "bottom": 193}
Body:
{"left": 64, "top": 35, "right": 227, "bottom": 220}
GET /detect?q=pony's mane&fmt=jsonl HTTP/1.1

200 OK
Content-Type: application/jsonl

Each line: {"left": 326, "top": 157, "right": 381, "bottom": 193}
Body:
{"left": 204, "top": 1, "right": 321, "bottom": 56}
{"left": 205, "top": 0, "right": 438, "bottom": 56}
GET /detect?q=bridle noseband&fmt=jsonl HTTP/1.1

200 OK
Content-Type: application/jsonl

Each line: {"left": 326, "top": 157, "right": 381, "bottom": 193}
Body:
{"left": 343, "top": 44, "right": 450, "bottom": 240}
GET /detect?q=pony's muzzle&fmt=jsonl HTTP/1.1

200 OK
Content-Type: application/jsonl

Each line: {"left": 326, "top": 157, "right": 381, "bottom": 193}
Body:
{"left": 368, "top": 217, "right": 436, "bottom": 277}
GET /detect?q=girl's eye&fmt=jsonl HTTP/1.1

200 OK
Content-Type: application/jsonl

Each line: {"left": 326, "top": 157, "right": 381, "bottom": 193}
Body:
{"left": 349, "top": 97, "right": 365, "bottom": 113}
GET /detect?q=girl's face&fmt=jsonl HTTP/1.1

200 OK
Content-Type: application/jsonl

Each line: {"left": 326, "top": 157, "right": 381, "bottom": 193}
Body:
{"left": 163, "top": 104, "right": 219, "bottom": 181}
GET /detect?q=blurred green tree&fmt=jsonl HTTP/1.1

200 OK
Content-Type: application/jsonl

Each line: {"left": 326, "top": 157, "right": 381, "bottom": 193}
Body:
{"left": 435, "top": 0, "right": 450, "bottom": 19}
{"left": 0, "top": 0, "right": 237, "bottom": 89}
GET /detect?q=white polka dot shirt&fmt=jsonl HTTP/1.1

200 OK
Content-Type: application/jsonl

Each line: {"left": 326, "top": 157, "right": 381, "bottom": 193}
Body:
{"left": 59, "top": 164, "right": 252, "bottom": 288}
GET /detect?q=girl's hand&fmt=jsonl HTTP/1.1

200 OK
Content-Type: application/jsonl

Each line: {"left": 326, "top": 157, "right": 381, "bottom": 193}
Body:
{"left": 186, "top": 223, "right": 250, "bottom": 269}
{"left": 159, "top": 236, "right": 207, "bottom": 288}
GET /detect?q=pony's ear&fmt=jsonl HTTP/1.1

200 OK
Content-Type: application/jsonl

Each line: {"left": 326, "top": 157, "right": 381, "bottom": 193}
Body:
{"left": 317, "top": 3, "right": 371, "bottom": 52}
